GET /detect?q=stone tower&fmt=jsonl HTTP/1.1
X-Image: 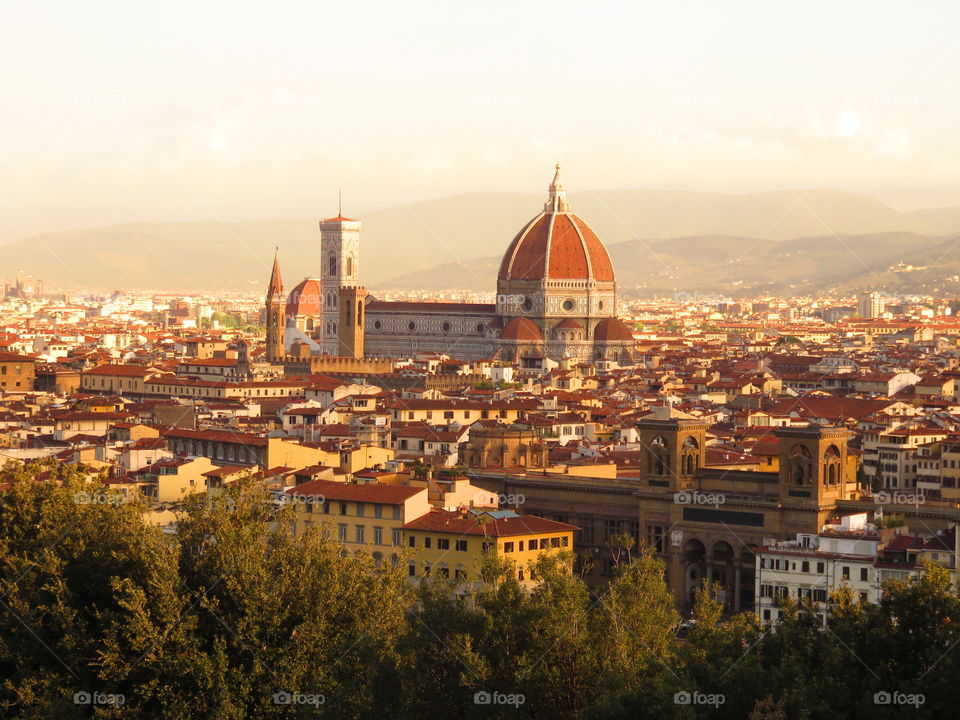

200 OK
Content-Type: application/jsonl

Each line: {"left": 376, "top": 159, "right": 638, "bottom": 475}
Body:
{"left": 265, "top": 249, "right": 285, "bottom": 362}
{"left": 319, "top": 212, "right": 362, "bottom": 355}
{"left": 774, "top": 426, "right": 855, "bottom": 505}
{"left": 337, "top": 286, "right": 367, "bottom": 359}
{"left": 637, "top": 417, "right": 708, "bottom": 492}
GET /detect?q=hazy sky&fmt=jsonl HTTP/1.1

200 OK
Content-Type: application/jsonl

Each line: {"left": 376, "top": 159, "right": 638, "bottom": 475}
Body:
{"left": 3, "top": 0, "right": 960, "bottom": 243}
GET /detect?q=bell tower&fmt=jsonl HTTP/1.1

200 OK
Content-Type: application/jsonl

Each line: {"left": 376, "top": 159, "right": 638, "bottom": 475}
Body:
{"left": 774, "top": 427, "right": 854, "bottom": 504}
{"left": 265, "top": 249, "right": 285, "bottom": 362}
{"left": 337, "top": 286, "right": 367, "bottom": 359}
{"left": 319, "top": 209, "right": 361, "bottom": 355}
{"left": 637, "top": 417, "right": 707, "bottom": 491}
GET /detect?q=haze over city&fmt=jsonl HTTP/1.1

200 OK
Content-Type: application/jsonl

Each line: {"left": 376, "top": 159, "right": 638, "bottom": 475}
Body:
{"left": 4, "top": 0, "right": 960, "bottom": 246}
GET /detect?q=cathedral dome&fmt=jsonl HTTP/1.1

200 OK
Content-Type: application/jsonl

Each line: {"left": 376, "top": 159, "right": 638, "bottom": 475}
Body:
{"left": 498, "top": 166, "right": 615, "bottom": 284}
{"left": 285, "top": 278, "right": 323, "bottom": 318}
{"left": 500, "top": 316, "right": 544, "bottom": 342}
{"left": 593, "top": 317, "right": 634, "bottom": 342}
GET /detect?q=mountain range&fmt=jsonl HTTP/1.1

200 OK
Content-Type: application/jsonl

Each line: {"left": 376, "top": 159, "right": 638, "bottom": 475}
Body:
{"left": 3, "top": 189, "right": 960, "bottom": 296}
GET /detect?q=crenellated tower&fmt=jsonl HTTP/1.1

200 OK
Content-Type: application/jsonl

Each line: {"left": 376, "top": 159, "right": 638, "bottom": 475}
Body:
{"left": 337, "top": 285, "right": 367, "bottom": 358}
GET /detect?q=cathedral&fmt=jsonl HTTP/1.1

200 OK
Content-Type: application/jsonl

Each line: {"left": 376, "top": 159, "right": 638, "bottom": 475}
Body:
{"left": 265, "top": 167, "right": 636, "bottom": 366}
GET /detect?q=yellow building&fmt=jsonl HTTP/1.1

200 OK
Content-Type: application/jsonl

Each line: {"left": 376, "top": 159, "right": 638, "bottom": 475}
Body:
{"left": 402, "top": 508, "right": 576, "bottom": 588}
{"left": 385, "top": 399, "right": 526, "bottom": 425}
{"left": 139, "top": 456, "right": 216, "bottom": 503}
{"left": 285, "top": 479, "right": 430, "bottom": 562}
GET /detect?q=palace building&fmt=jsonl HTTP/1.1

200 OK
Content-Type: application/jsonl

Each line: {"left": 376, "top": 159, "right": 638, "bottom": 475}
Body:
{"left": 468, "top": 420, "right": 895, "bottom": 612}
{"left": 265, "top": 167, "right": 637, "bottom": 365}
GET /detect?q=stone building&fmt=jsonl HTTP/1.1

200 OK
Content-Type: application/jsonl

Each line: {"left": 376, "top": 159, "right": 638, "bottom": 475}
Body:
{"left": 466, "top": 422, "right": 960, "bottom": 612}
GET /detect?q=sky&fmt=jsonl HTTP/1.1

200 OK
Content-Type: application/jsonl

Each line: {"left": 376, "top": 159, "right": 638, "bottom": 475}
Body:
{"left": 2, "top": 0, "right": 960, "bottom": 243}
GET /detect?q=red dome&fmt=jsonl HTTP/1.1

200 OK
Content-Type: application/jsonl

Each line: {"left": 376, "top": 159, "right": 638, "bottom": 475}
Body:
{"left": 554, "top": 318, "right": 583, "bottom": 330}
{"left": 286, "top": 278, "right": 323, "bottom": 318}
{"left": 500, "top": 317, "right": 544, "bottom": 342}
{"left": 594, "top": 318, "right": 634, "bottom": 342}
{"left": 498, "top": 167, "right": 614, "bottom": 283}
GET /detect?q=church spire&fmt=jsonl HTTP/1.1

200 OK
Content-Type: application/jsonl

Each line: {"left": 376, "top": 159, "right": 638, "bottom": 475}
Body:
{"left": 265, "top": 248, "right": 285, "bottom": 363}
{"left": 544, "top": 163, "right": 571, "bottom": 213}
{"left": 267, "top": 246, "right": 283, "bottom": 299}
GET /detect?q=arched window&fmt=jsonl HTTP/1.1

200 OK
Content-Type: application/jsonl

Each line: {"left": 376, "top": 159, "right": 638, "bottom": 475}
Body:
{"left": 329, "top": 255, "right": 338, "bottom": 276}
{"left": 346, "top": 256, "right": 353, "bottom": 277}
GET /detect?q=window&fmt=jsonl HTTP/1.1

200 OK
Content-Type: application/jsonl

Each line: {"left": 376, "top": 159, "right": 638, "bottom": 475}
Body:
{"left": 504, "top": 542, "right": 515, "bottom": 553}
{"left": 455, "top": 569, "right": 467, "bottom": 580}
{"left": 338, "top": 524, "right": 347, "bottom": 542}
{"left": 519, "top": 540, "right": 525, "bottom": 552}
{"left": 801, "top": 561, "right": 809, "bottom": 573}
{"left": 373, "top": 527, "right": 383, "bottom": 545}
{"left": 424, "top": 537, "right": 432, "bottom": 549}
{"left": 551, "top": 537, "right": 560, "bottom": 548}
{"left": 518, "top": 568, "right": 525, "bottom": 581}
{"left": 392, "top": 529, "right": 401, "bottom": 547}
{"left": 408, "top": 564, "right": 416, "bottom": 577}
{"left": 339, "top": 502, "right": 348, "bottom": 515}
{"left": 437, "top": 538, "right": 450, "bottom": 550}
{"left": 842, "top": 566, "right": 850, "bottom": 580}
{"left": 393, "top": 506, "right": 401, "bottom": 520}
{"left": 408, "top": 536, "right": 416, "bottom": 548}
{"left": 439, "top": 567, "right": 449, "bottom": 579}
{"left": 355, "top": 526, "right": 365, "bottom": 543}
{"left": 456, "top": 539, "right": 467, "bottom": 552}
{"left": 374, "top": 504, "right": 382, "bottom": 518}
{"left": 561, "top": 536, "right": 569, "bottom": 547}
{"left": 860, "top": 568, "right": 869, "bottom": 582}
{"left": 816, "top": 562, "right": 825, "bottom": 574}
{"left": 648, "top": 525, "right": 666, "bottom": 553}
{"left": 356, "top": 503, "right": 365, "bottom": 517}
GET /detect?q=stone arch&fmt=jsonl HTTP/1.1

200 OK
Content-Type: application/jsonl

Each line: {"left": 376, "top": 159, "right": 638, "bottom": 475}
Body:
{"left": 648, "top": 435, "right": 669, "bottom": 475}
{"left": 788, "top": 444, "right": 813, "bottom": 485}
{"left": 823, "top": 444, "right": 841, "bottom": 485}
{"left": 682, "top": 436, "right": 700, "bottom": 476}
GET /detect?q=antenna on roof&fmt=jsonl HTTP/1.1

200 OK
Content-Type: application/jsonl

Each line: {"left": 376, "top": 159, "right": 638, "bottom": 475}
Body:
{"left": 338, "top": 188, "right": 342, "bottom": 217}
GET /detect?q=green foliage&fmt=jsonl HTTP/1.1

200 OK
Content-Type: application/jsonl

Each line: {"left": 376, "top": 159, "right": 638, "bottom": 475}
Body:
{"left": 3, "top": 459, "right": 960, "bottom": 718}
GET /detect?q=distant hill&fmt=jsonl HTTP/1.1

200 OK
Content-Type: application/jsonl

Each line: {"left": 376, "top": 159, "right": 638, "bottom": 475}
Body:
{"left": 0, "top": 188, "right": 946, "bottom": 291}
{"left": 381, "top": 232, "right": 957, "bottom": 298}
{"left": 903, "top": 206, "right": 960, "bottom": 236}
